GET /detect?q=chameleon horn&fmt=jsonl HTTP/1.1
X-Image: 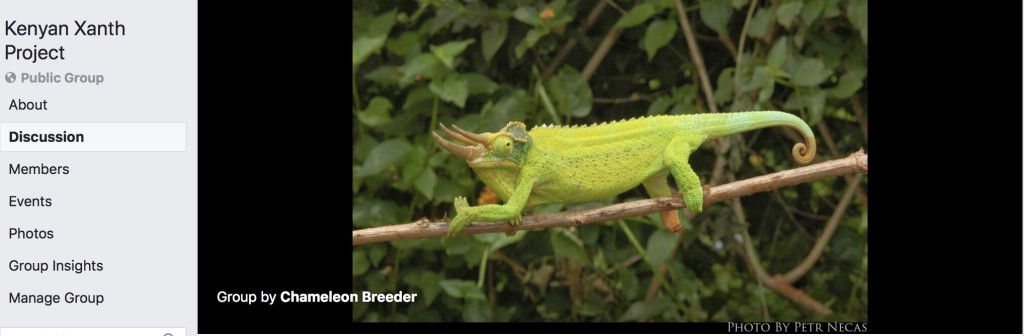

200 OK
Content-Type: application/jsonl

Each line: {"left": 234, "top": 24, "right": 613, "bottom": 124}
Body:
{"left": 439, "top": 123, "right": 479, "bottom": 145}
{"left": 451, "top": 124, "right": 490, "bottom": 145}
{"left": 432, "top": 132, "right": 481, "bottom": 160}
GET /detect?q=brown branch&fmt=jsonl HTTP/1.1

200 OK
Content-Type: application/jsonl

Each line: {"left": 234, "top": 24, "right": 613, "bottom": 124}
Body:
{"left": 781, "top": 173, "right": 863, "bottom": 284}
{"left": 740, "top": 227, "right": 833, "bottom": 315}
{"left": 352, "top": 150, "right": 867, "bottom": 245}
{"left": 542, "top": 0, "right": 608, "bottom": 79}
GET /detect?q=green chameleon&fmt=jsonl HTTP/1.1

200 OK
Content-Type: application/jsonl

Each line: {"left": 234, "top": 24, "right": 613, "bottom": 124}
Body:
{"left": 432, "top": 112, "right": 816, "bottom": 238}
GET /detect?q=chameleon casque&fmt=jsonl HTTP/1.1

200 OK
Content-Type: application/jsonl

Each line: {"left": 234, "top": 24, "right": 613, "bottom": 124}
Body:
{"left": 432, "top": 112, "right": 816, "bottom": 238}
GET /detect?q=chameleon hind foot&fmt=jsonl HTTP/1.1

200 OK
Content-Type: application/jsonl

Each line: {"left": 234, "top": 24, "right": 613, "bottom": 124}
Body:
{"left": 659, "top": 210, "right": 682, "bottom": 233}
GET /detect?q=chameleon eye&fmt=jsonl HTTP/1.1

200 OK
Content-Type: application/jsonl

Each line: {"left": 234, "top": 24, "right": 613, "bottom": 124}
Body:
{"left": 493, "top": 136, "right": 513, "bottom": 156}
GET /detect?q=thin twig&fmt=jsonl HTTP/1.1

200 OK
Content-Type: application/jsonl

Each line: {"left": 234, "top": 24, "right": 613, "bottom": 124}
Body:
{"left": 581, "top": 27, "right": 624, "bottom": 81}
{"left": 603, "top": 0, "right": 628, "bottom": 15}
{"left": 542, "top": 0, "right": 609, "bottom": 79}
{"left": 732, "top": 0, "right": 760, "bottom": 106}
{"left": 352, "top": 151, "right": 867, "bottom": 245}
{"left": 741, "top": 228, "right": 833, "bottom": 315}
{"left": 816, "top": 120, "right": 868, "bottom": 207}
{"left": 642, "top": 230, "right": 684, "bottom": 304}
{"left": 850, "top": 93, "right": 868, "bottom": 141}
{"left": 718, "top": 33, "right": 738, "bottom": 59}
{"left": 780, "top": 173, "right": 863, "bottom": 284}
{"left": 492, "top": 250, "right": 528, "bottom": 283}
{"left": 605, "top": 254, "right": 644, "bottom": 275}
{"left": 673, "top": 0, "right": 717, "bottom": 113}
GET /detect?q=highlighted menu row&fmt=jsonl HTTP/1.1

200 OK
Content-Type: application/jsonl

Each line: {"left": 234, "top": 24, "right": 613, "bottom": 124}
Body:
{"left": 0, "top": 123, "right": 185, "bottom": 152}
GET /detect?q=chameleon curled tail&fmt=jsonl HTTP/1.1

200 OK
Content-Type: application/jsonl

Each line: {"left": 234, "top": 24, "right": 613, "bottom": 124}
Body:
{"left": 694, "top": 111, "right": 817, "bottom": 165}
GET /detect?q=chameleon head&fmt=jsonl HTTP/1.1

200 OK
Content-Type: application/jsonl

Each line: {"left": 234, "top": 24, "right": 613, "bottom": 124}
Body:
{"left": 432, "top": 121, "right": 532, "bottom": 169}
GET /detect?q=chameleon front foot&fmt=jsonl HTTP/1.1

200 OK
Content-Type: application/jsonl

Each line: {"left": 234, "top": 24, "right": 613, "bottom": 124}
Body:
{"left": 504, "top": 215, "right": 523, "bottom": 237}
{"left": 447, "top": 196, "right": 473, "bottom": 238}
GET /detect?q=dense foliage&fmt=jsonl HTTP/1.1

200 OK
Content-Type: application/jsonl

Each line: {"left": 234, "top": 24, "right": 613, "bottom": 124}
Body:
{"left": 353, "top": 0, "right": 867, "bottom": 322}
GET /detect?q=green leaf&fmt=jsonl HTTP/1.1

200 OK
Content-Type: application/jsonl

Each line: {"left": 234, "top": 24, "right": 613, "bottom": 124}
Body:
{"left": 776, "top": 1, "right": 803, "bottom": 28}
{"left": 619, "top": 268, "right": 639, "bottom": 300}
{"left": 829, "top": 226, "right": 865, "bottom": 263}
{"left": 430, "top": 39, "right": 476, "bottom": 69}
{"left": 353, "top": 250, "right": 370, "bottom": 276}
{"left": 463, "top": 298, "right": 494, "bottom": 322}
{"left": 827, "top": 70, "right": 865, "bottom": 99}
{"left": 550, "top": 228, "right": 590, "bottom": 265}
{"left": 699, "top": 0, "right": 732, "bottom": 35}
{"left": 743, "top": 66, "right": 773, "bottom": 92}
{"left": 429, "top": 73, "right": 469, "bottom": 108}
{"left": 767, "top": 36, "right": 789, "bottom": 69}
{"left": 403, "top": 270, "right": 444, "bottom": 306}
{"left": 403, "top": 86, "right": 434, "bottom": 110}
{"left": 747, "top": 8, "right": 774, "bottom": 38}
{"left": 758, "top": 78, "right": 775, "bottom": 102}
{"left": 353, "top": 37, "right": 386, "bottom": 67}
{"left": 356, "top": 138, "right": 412, "bottom": 177}
{"left": 615, "top": 4, "right": 656, "bottom": 28}
{"left": 400, "top": 146, "right": 426, "bottom": 188}
{"left": 464, "top": 73, "right": 499, "bottom": 96}
{"left": 488, "top": 230, "right": 527, "bottom": 252}
{"left": 481, "top": 89, "right": 529, "bottom": 130}
{"left": 414, "top": 169, "right": 437, "bottom": 199}
{"left": 352, "top": 199, "right": 401, "bottom": 228}
{"left": 847, "top": 0, "right": 868, "bottom": 44}
{"left": 367, "top": 244, "right": 387, "bottom": 267}
{"left": 386, "top": 31, "right": 422, "bottom": 56}
{"left": 433, "top": 180, "right": 464, "bottom": 205}
{"left": 481, "top": 20, "right": 508, "bottom": 62}
{"left": 364, "top": 65, "right": 401, "bottom": 86}
{"left": 823, "top": 0, "right": 842, "bottom": 18}
{"left": 713, "top": 67, "right": 735, "bottom": 105}
{"left": 407, "top": 270, "right": 444, "bottom": 307}
{"left": 513, "top": 6, "right": 544, "bottom": 26}
{"left": 647, "top": 96, "right": 674, "bottom": 116}
{"left": 514, "top": 28, "right": 550, "bottom": 59}
{"left": 619, "top": 296, "right": 673, "bottom": 321}
{"left": 400, "top": 53, "right": 444, "bottom": 84}
{"left": 643, "top": 19, "right": 677, "bottom": 61}
{"left": 646, "top": 230, "right": 677, "bottom": 264}
{"left": 801, "top": 0, "right": 825, "bottom": 26}
{"left": 439, "top": 279, "right": 487, "bottom": 300}
{"left": 791, "top": 58, "right": 833, "bottom": 86}
{"left": 353, "top": 135, "right": 378, "bottom": 163}
{"left": 802, "top": 88, "right": 826, "bottom": 125}
{"left": 544, "top": 67, "right": 593, "bottom": 118}
{"left": 367, "top": 9, "right": 398, "bottom": 38}
{"left": 356, "top": 97, "right": 393, "bottom": 127}
{"left": 352, "top": 9, "right": 398, "bottom": 67}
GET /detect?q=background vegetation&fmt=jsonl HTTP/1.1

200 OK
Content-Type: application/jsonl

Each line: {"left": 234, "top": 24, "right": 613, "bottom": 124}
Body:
{"left": 353, "top": 0, "right": 867, "bottom": 322}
